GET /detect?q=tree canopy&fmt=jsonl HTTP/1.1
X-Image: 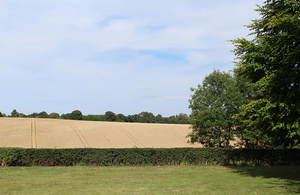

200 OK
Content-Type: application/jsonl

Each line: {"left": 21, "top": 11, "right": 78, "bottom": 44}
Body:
{"left": 49, "top": 112, "right": 60, "bottom": 119}
{"left": 71, "top": 110, "right": 83, "bottom": 120}
{"left": 231, "top": 0, "right": 300, "bottom": 147}
{"left": 11, "top": 109, "right": 19, "bottom": 117}
{"left": 1, "top": 109, "right": 189, "bottom": 124}
{"left": 105, "top": 111, "right": 117, "bottom": 121}
{"left": 38, "top": 111, "right": 48, "bottom": 118}
{"left": 188, "top": 70, "right": 246, "bottom": 147}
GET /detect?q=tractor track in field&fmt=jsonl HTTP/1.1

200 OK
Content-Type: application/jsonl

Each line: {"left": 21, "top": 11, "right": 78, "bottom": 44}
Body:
{"left": 0, "top": 118, "right": 199, "bottom": 149}
{"left": 31, "top": 119, "right": 37, "bottom": 148}
{"left": 114, "top": 125, "right": 145, "bottom": 148}
{"left": 166, "top": 129, "right": 188, "bottom": 142}
{"left": 69, "top": 123, "right": 90, "bottom": 148}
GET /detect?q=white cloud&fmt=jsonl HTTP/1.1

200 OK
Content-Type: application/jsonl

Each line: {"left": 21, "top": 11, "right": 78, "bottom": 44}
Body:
{"left": 0, "top": 0, "right": 264, "bottom": 116}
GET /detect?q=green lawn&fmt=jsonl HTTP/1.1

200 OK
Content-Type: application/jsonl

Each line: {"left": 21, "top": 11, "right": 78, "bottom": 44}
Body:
{"left": 0, "top": 166, "right": 299, "bottom": 195}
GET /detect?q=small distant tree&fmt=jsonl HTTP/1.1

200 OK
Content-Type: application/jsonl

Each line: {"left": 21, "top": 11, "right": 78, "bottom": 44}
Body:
{"left": 0, "top": 112, "right": 3, "bottom": 117}
{"left": 38, "top": 111, "right": 49, "bottom": 118}
{"left": 83, "top": 114, "right": 94, "bottom": 121}
{"left": 175, "top": 113, "right": 189, "bottom": 124}
{"left": 167, "top": 115, "right": 176, "bottom": 124}
{"left": 11, "top": 109, "right": 19, "bottom": 117}
{"left": 117, "top": 114, "right": 127, "bottom": 122}
{"left": 155, "top": 114, "right": 163, "bottom": 123}
{"left": 62, "top": 113, "right": 72, "bottom": 119}
{"left": 138, "top": 112, "right": 155, "bottom": 123}
{"left": 127, "top": 114, "right": 140, "bottom": 122}
{"left": 19, "top": 113, "right": 27, "bottom": 118}
{"left": 84, "top": 114, "right": 106, "bottom": 121}
{"left": 28, "top": 112, "right": 38, "bottom": 118}
{"left": 49, "top": 112, "right": 60, "bottom": 119}
{"left": 71, "top": 110, "right": 83, "bottom": 120}
{"left": 105, "top": 111, "right": 117, "bottom": 121}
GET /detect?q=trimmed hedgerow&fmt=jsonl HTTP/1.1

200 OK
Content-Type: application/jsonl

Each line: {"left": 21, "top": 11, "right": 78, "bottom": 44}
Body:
{"left": 0, "top": 147, "right": 299, "bottom": 166}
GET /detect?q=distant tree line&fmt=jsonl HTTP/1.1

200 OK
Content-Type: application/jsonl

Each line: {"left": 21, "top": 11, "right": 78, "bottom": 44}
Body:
{"left": 0, "top": 109, "right": 189, "bottom": 124}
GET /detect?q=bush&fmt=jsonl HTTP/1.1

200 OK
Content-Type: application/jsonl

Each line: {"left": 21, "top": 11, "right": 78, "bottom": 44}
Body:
{"left": 0, "top": 148, "right": 299, "bottom": 167}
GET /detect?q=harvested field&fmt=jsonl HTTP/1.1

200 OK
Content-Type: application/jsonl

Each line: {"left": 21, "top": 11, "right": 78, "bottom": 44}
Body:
{"left": 0, "top": 118, "right": 202, "bottom": 149}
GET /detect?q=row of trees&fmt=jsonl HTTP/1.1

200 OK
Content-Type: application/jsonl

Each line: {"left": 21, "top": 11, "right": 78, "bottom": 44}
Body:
{"left": 100, "top": 111, "right": 189, "bottom": 124}
{"left": 6, "top": 109, "right": 61, "bottom": 119}
{"left": 188, "top": 0, "right": 300, "bottom": 149}
{"left": 1, "top": 109, "right": 189, "bottom": 124}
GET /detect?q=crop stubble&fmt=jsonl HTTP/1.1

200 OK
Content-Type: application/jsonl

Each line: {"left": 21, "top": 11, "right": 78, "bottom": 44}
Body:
{"left": 0, "top": 118, "right": 202, "bottom": 149}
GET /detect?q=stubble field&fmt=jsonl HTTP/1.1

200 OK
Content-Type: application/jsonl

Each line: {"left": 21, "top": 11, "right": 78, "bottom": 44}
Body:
{"left": 0, "top": 118, "right": 202, "bottom": 149}
{"left": 1, "top": 118, "right": 300, "bottom": 195}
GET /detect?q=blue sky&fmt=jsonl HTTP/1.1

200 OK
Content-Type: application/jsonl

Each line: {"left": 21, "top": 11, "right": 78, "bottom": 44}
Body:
{"left": 0, "top": 0, "right": 264, "bottom": 117}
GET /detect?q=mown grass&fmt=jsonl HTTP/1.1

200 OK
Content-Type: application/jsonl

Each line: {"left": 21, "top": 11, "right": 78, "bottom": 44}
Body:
{"left": 0, "top": 165, "right": 299, "bottom": 195}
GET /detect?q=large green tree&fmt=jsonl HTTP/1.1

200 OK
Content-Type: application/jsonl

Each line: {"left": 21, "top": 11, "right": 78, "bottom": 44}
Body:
{"left": 188, "top": 70, "right": 246, "bottom": 148}
{"left": 231, "top": 0, "right": 300, "bottom": 147}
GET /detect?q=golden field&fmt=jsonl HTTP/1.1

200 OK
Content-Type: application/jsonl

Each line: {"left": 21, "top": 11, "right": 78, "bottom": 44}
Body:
{"left": 0, "top": 118, "right": 202, "bottom": 149}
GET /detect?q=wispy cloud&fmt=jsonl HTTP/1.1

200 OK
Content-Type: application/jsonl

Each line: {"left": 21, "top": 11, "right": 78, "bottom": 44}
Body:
{"left": 0, "top": 0, "right": 263, "bottom": 116}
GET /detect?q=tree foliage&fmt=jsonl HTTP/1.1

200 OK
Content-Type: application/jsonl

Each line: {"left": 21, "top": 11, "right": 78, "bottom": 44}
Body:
{"left": 19, "top": 113, "right": 27, "bottom": 118}
{"left": 231, "top": 0, "right": 300, "bottom": 148}
{"left": 61, "top": 110, "right": 83, "bottom": 120}
{"left": 155, "top": 114, "right": 163, "bottom": 123}
{"left": 105, "top": 111, "right": 117, "bottom": 121}
{"left": 71, "top": 110, "right": 83, "bottom": 120}
{"left": 49, "top": 112, "right": 60, "bottom": 119}
{"left": 38, "top": 111, "right": 49, "bottom": 118}
{"left": 5, "top": 108, "right": 188, "bottom": 124}
{"left": 176, "top": 113, "right": 189, "bottom": 124}
{"left": 28, "top": 112, "right": 38, "bottom": 118}
{"left": 138, "top": 112, "right": 155, "bottom": 123}
{"left": 188, "top": 70, "right": 246, "bottom": 147}
{"left": 116, "top": 114, "right": 127, "bottom": 122}
{"left": 11, "top": 109, "right": 19, "bottom": 117}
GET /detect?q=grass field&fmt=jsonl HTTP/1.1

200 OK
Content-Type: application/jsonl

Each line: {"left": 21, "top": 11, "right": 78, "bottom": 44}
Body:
{"left": 0, "top": 166, "right": 299, "bottom": 194}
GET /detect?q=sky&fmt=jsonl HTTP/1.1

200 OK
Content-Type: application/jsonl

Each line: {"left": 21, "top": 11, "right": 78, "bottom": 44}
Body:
{"left": 0, "top": 0, "right": 264, "bottom": 117}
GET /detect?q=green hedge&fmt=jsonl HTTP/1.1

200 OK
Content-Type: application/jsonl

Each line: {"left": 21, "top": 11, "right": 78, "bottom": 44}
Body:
{"left": 0, "top": 148, "right": 300, "bottom": 166}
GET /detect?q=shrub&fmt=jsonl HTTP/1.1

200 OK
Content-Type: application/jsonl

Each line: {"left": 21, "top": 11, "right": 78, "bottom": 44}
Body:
{"left": 0, "top": 148, "right": 299, "bottom": 167}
